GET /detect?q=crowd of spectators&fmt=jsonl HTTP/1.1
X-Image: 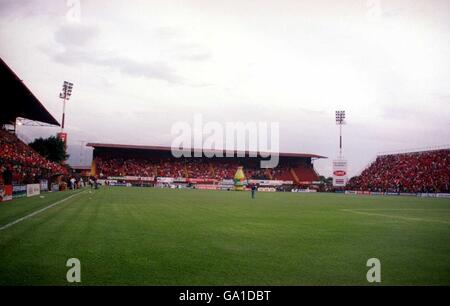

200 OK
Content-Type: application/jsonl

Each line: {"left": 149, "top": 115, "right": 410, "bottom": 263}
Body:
{"left": 96, "top": 157, "right": 156, "bottom": 177}
{"left": 347, "top": 149, "right": 450, "bottom": 193}
{"left": 0, "top": 129, "right": 68, "bottom": 184}
{"left": 94, "top": 156, "right": 305, "bottom": 181}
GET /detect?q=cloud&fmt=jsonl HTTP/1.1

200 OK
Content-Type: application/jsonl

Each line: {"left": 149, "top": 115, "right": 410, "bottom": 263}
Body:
{"left": 47, "top": 22, "right": 211, "bottom": 85}
{"left": 54, "top": 24, "right": 99, "bottom": 47}
{"left": 0, "top": 0, "right": 33, "bottom": 16}
{"left": 179, "top": 51, "right": 212, "bottom": 61}
{"left": 99, "top": 57, "right": 182, "bottom": 83}
{"left": 0, "top": 0, "right": 63, "bottom": 18}
{"left": 175, "top": 43, "right": 212, "bottom": 62}
{"left": 154, "top": 26, "right": 181, "bottom": 40}
{"left": 52, "top": 49, "right": 183, "bottom": 84}
{"left": 154, "top": 26, "right": 213, "bottom": 62}
{"left": 50, "top": 24, "right": 183, "bottom": 84}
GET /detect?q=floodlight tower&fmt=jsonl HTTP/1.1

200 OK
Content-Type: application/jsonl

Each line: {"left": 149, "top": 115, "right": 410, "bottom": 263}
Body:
{"left": 57, "top": 81, "right": 74, "bottom": 151}
{"left": 335, "top": 110, "right": 346, "bottom": 159}
{"left": 59, "top": 81, "right": 74, "bottom": 132}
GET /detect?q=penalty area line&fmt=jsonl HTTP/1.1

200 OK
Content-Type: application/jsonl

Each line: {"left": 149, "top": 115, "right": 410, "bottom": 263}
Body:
{"left": 340, "top": 209, "right": 450, "bottom": 225}
{"left": 0, "top": 190, "right": 87, "bottom": 231}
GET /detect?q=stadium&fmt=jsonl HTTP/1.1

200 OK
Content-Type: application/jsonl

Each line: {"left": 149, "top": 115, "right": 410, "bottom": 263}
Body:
{"left": 1, "top": 55, "right": 449, "bottom": 286}
{"left": 0, "top": 1, "right": 449, "bottom": 292}
{"left": 87, "top": 142, "right": 325, "bottom": 190}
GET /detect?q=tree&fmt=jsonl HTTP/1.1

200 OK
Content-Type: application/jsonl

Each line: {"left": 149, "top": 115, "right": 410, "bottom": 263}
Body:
{"left": 29, "top": 136, "right": 69, "bottom": 163}
{"left": 319, "top": 175, "right": 333, "bottom": 185}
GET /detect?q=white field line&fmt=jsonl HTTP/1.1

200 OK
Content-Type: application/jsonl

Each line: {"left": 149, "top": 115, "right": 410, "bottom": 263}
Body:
{"left": 0, "top": 190, "right": 87, "bottom": 231}
{"left": 342, "top": 209, "right": 450, "bottom": 211}
{"left": 341, "top": 209, "right": 450, "bottom": 225}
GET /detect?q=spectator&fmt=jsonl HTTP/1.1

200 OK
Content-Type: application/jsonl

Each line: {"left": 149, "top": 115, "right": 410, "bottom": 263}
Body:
{"left": 348, "top": 149, "right": 450, "bottom": 193}
{"left": 0, "top": 129, "right": 68, "bottom": 184}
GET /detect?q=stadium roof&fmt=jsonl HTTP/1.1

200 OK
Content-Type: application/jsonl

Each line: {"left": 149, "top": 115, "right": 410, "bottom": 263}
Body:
{"left": 86, "top": 143, "right": 327, "bottom": 159}
{"left": 0, "top": 57, "right": 60, "bottom": 126}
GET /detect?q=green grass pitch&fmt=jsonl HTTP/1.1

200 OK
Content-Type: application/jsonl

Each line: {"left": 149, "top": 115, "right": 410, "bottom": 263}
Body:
{"left": 0, "top": 187, "right": 449, "bottom": 285}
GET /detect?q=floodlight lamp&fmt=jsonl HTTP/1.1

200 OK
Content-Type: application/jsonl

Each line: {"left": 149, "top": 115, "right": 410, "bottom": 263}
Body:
{"left": 335, "top": 110, "right": 346, "bottom": 125}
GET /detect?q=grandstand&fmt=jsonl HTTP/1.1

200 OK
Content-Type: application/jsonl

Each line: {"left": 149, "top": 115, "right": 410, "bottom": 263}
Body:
{"left": 347, "top": 148, "right": 450, "bottom": 193}
{"left": 0, "top": 129, "right": 67, "bottom": 183}
{"left": 87, "top": 143, "right": 326, "bottom": 188}
{"left": 0, "top": 57, "right": 66, "bottom": 191}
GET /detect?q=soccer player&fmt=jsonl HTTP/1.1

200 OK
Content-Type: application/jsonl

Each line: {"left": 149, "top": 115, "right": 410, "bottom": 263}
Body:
{"left": 251, "top": 185, "right": 257, "bottom": 199}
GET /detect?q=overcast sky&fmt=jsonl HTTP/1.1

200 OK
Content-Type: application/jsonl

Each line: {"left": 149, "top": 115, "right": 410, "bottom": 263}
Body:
{"left": 1, "top": 0, "right": 449, "bottom": 176}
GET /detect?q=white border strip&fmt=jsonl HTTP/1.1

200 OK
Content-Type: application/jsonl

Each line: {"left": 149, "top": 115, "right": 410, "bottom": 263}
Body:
{"left": 0, "top": 190, "right": 87, "bottom": 231}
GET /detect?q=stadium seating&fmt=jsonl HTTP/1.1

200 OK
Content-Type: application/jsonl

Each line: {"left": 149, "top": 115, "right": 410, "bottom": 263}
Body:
{"left": 0, "top": 129, "right": 68, "bottom": 184}
{"left": 347, "top": 149, "right": 450, "bottom": 193}
{"left": 94, "top": 155, "right": 319, "bottom": 184}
